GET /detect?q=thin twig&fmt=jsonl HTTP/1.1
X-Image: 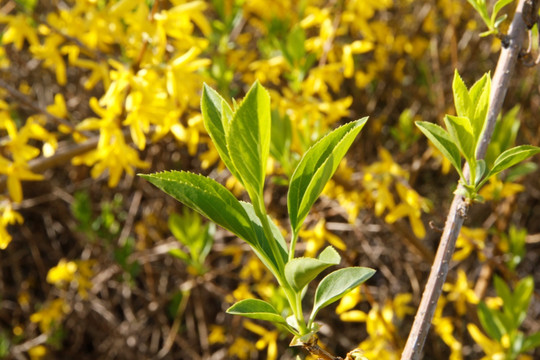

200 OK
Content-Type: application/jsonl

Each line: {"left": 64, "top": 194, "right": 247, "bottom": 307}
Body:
{"left": 400, "top": 1, "right": 528, "bottom": 359}
{"left": 0, "top": 78, "right": 79, "bottom": 132}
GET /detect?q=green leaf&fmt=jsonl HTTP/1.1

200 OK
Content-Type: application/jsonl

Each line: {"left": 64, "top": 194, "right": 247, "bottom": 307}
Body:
{"left": 288, "top": 118, "right": 368, "bottom": 233}
{"left": 512, "top": 276, "right": 534, "bottom": 326}
{"left": 416, "top": 121, "right": 463, "bottom": 178}
{"left": 452, "top": 70, "right": 471, "bottom": 119}
{"left": 284, "top": 246, "right": 341, "bottom": 292}
{"left": 201, "top": 84, "right": 240, "bottom": 180}
{"left": 469, "top": 73, "right": 491, "bottom": 143}
{"left": 522, "top": 331, "right": 540, "bottom": 352}
{"left": 240, "top": 201, "right": 288, "bottom": 273}
{"left": 140, "top": 171, "right": 257, "bottom": 247}
{"left": 486, "top": 145, "right": 540, "bottom": 179}
{"left": 493, "top": 275, "right": 512, "bottom": 307}
{"left": 492, "top": 0, "right": 514, "bottom": 23}
{"left": 444, "top": 115, "right": 476, "bottom": 165}
{"left": 477, "top": 302, "right": 505, "bottom": 340}
{"left": 227, "top": 81, "right": 271, "bottom": 201}
{"left": 475, "top": 159, "right": 486, "bottom": 185}
{"left": 310, "top": 267, "right": 375, "bottom": 322}
{"left": 227, "top": 299, "right": 297, "bottom": 334}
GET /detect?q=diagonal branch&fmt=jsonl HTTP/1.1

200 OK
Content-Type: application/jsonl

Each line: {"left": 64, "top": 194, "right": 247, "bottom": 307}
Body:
{"left": 400, "top": 1, "right": 529, "bottom": 359}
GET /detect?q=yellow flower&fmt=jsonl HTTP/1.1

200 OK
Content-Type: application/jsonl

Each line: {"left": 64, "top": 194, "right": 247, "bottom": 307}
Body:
{"left": 30, "top": 299, "right": 70, "bottom": 333}
{"left": 208, "top": 325, "right": 226, "bottom": 344}
{"left": 453, "top": 227, "right": 487, "bottom": 262}
{"left": 228, "top": 336, "right": 256, "bottom": 360}
{"left": 28, "top": 345, "right": 48, "bottom": 360}
{"left": 244, "top": 321, "right": 279, "bottom": 360}
{"left": 385, "top": 182, "right": 430, "bottom": 239}
{"left": 0, "top": 13, "right": 40, "bottom": 50}
{"left": 46, "top": 259, "right": 95, "bottom": 298}
{"left": 299, "top": 219, "right": 346, "bottom": 257}
{"left": 0, "top": 202, "right": 24, "bottom": 249}
{"left": 479, "top": 177, "right": 525, "bottom": 202}
{"left": 442, "top": 269, "right": 479, "bottom": 315}
{"left": 467, "top": 323, "right": 505, "bottom": 360}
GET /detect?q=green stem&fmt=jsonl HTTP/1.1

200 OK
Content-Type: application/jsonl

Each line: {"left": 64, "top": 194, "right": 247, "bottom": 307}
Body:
{"left": 289, "top": 231, "right": 299, "bottom": 261}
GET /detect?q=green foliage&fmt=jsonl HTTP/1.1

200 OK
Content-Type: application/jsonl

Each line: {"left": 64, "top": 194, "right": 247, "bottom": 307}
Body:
{"left": 416, "top": 70, "right": 540, "bottom": 202}
{"left": 467, "top": 0, "right": 515, "bottom": 37}
{"left": 501, "top": 226, "right": 527, "bottom": 271}
{"left": 284, "top": 246, "right": 341, "bottom": 293}
{"left": 390, "top": 109, "right": 420, "bottom": 151}
{"left": 309, "top": 267, "right": 376, "bottom": 325}
{"left": 288, "top": 118, "right": 368, "bottom": 235}
{"left": 142, "top": 82, "right": 374, "bottom": 342}
{"left": 168, "top": 208, "right": 215, "bottom": 275}
{"left": 475, "top": 276, "right": 540, "bottom": 359}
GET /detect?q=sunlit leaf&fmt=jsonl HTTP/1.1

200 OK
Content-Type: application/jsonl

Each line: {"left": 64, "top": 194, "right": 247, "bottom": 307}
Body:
{"left": 288, "top": 118, "right": 368, "bottom": 234}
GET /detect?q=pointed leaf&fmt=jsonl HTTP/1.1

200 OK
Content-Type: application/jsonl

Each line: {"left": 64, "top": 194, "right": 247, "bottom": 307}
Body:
{"left": 227, "top": 81, "right": 271, "bottom": 200}
{"left": 201, "top": 84, "right": 240, "bottom": 179}
{"left": 140, "top": 171, "right": 256, "bottom": 246}
{"left": 493, "top": 0, "right": 514, "bottom": 21}
{"left": 288, "top": 118, "right": 368, "bottom": 233}
{"left": 415, "top": 121, "right": 463, "bottom": 177}
{"left": 487, "top": 145, "right": 540, "bottom": 179}
{"left": 475, "top": 159, "right": 486, "bottom": 185}
{"left": 493, "top": 275, "right": 512, "bottom": 307}
{"left": 469, "top": 74, "right": 491, "bottom": 142}
{"left": 444, "top": 115, "right": 476, "bottom": 164}
{"left": 477, "top": 302, "right": 505, "bottom": 340}
{"left": 318, "top": 245, "right": 341, "bottom": 263}
{"left": 284, "top": 247, "right": 341, "bottom": 292}
{"left": 227, "top": 299, "right": 296, "bottom": 332}
{"left": 452, "top": 70, "right": 471, "bottom": 118}
{"left": 310, "top": 267, "right": 375, "bottom": 322}
{"left": 522, "top": 331, "right": 540, "bottom": 352}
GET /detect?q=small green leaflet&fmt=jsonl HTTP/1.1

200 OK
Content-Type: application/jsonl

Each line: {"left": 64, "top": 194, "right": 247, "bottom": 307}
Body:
{"left": 310, "top": 267, "right": 375, "bottom": 323}
{"left": 486, "top": 145, "right": 540, "bottom": 180}
{"left": 415, "top": 121, "right": 463, "bottom": 178}
{"left": 227, "top": 299, "right": 299, "bottom": 335}
{"left": 288, "top": 118, "right": 368, "bottom": 234}
{"left": 284, "top": 246, "right": 341, "bottom": 292}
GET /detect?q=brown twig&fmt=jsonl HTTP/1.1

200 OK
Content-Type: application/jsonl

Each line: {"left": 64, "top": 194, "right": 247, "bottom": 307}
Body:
{"left": 0, "top": 77, "right": 79, "bottom": 132}
{"left": 400, "top": 1, "right": 528, "bottom": 359}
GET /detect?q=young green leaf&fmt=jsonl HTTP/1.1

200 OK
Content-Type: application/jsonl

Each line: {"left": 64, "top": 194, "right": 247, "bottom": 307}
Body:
{"left": 140, "top": 171, "right": 256, "bottom": 247}
{"left": 486, "top": 145, "right": 540, "bottom": 180}
{"left": 310, "top": 267, "right": 375, "bottom": 323}
{"left": 477, "top": 302, "right": 505, "bottom": 341}
{"left": 522, "top": 331, "right": 540, "bottom": 353}
{"left": 288, "top": 118, "right": 368, "bottom": 234}
{"left": 227, "top": 81, "right": 271, "bottom": 201}
{"left": 469, "top": 73, "right": 491, "bottom": 142}
{"left": 492, "top": 0, "right": 514, "bottom": 24}
{"left": 444, "top": 115, "right": 476, "bottom": 166}
{"left": 415, "top": 121, "right": 463, "bottom": 178}
{"left": 201, "top": 84, "right": 241, "bottom": 180}
{"left": 493, "top": 275, "right": 512, "bottom": 307}
{"left": 452, "top": 70, "right": 471, "bottom": 119}
{"left": 284, "top": 246, "right": 341, "bottom": 292}
{"left": 227, "top": 299, "right": 298, "bottom": 334}
{"left": 512, "top": 276, "right": 534, "bottom": 326}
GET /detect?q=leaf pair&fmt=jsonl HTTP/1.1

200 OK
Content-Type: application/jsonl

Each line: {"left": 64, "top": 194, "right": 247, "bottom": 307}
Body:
{"left": 201, "top": 81, "right": 270, "bottom": 207}
{"left": 228, "top": 266, "right": 375, "bottom": 333}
